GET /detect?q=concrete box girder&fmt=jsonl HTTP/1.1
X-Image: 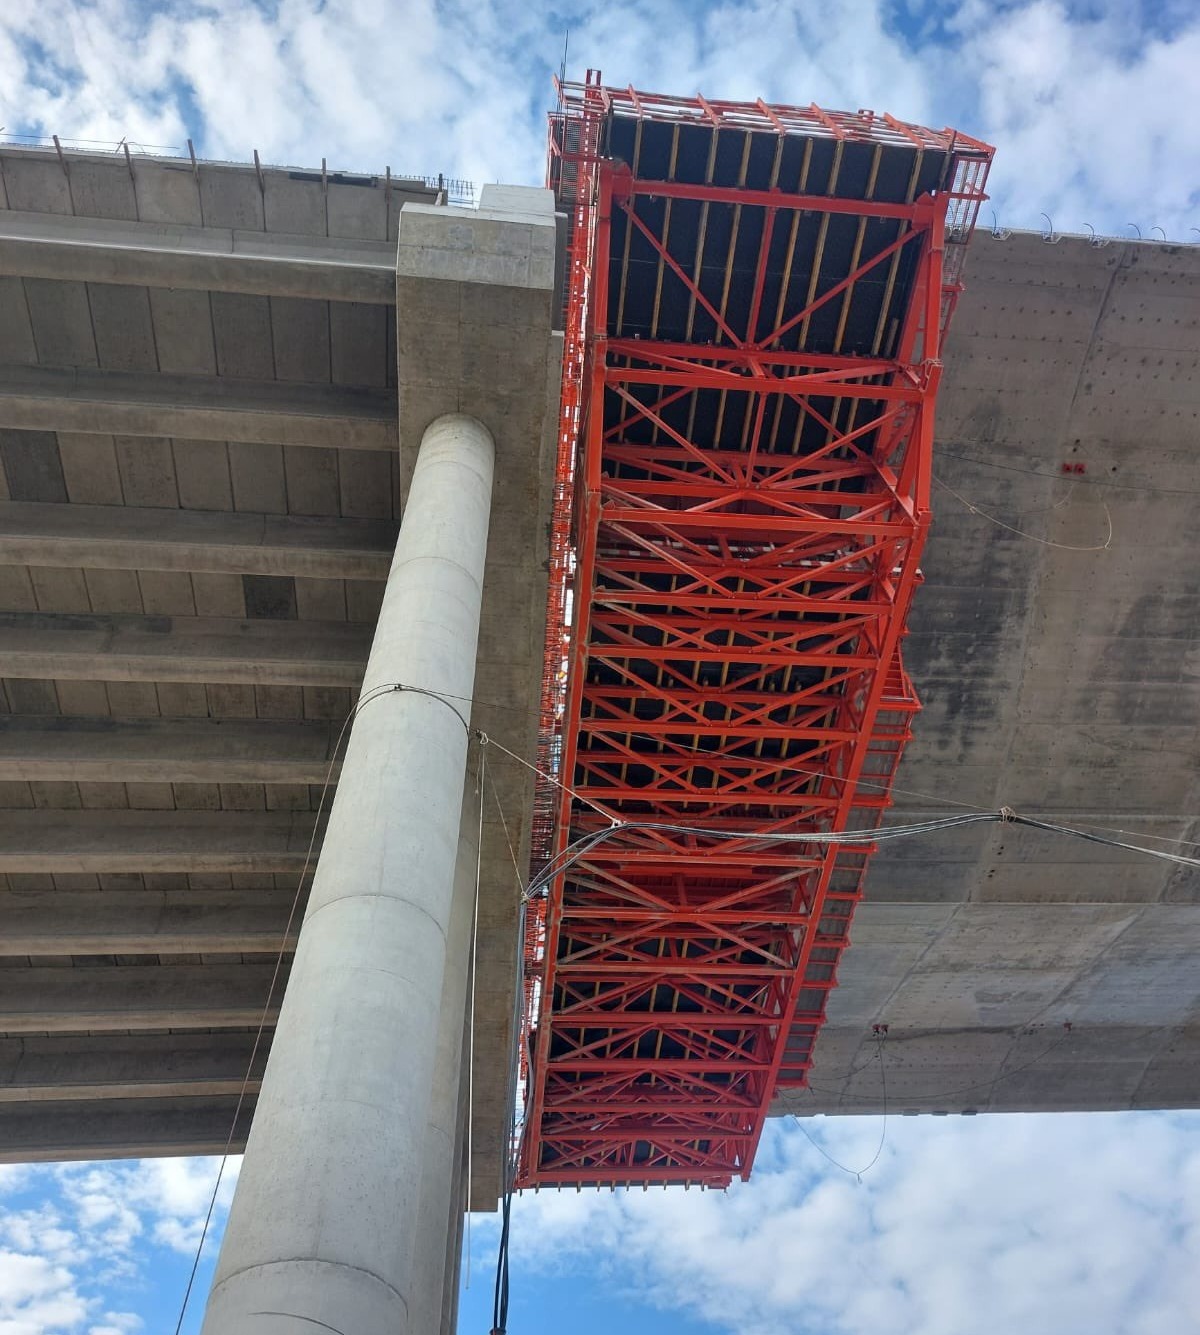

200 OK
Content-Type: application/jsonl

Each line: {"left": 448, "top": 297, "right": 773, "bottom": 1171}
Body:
{"left": 775, "top": 231, "right": 1200, "bottom": 1123}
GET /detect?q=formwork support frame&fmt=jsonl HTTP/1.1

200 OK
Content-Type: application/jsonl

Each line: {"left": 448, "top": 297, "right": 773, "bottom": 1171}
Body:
{"left": 522, "top": 79, "right": 990, "bottom": 1188}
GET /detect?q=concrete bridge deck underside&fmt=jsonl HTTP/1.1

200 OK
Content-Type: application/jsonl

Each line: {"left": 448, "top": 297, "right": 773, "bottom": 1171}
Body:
{"left": 0, "top": 145, "right": 1196, "bottom": 1197}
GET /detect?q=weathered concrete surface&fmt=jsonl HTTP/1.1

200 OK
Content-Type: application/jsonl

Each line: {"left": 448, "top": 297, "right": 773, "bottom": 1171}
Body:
{"left": 0, "top": 1033, "right": 268, "bottom": 1103}
{"left": 0, "top": 364, "right": 398, "bottom": 448}
{"left": 203, "top": 414, "right": 496, "bottom": 1335}
{"left": 776, "top": 232, "right": 1200, "bottom": 1121}
{"left": 0, "top": 501, "right": 395, "bottom": 578}
{"left": 396, "top": 181, "right": 561, "bottom": 1207}
{"left": 0, "top": 148, "right": 560, "bottom": 1217}
{"left": 1, "top": 139, "right": 1196, "bottom": 1210}
{"left": 0, "top": 208, "right": 401, "bottom": 303}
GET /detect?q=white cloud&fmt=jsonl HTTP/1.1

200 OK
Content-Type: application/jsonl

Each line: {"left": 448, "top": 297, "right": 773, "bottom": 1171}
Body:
{"left": 0, "top": 1156, "right": 237, "bottom": 1334}
{"left": 52, "top": 1156, "right": 240, "bottom": 1259}
{"left": 87, "top": 1315, "right": 141, "bottom": 1335}
{"left": 492, "top": 1111, "right": 1200, "bottom": 1335}
{"left": 0, "top": 1249, "right": 89, "bottom": 1335}
{"left": 951, "top": 1, "right": 1200, "bottom": 237}
{"left": 0, "top": 0, "right": 1196, "bottom": 233}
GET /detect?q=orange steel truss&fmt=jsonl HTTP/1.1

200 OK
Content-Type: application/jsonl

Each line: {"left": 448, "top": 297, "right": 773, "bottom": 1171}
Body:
{"left": 519, "top": 75, "right": 992, "bottom": 1188}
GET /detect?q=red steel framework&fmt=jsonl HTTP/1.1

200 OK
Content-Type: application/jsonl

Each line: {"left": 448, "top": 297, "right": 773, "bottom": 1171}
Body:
{"left": 519, "top": 76, "right": 993, "bottom": 1188}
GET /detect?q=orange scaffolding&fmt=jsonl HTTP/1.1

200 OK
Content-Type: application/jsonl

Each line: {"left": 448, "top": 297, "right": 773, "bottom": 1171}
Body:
{"left": 519, "top": 75, "right": 992, "bottom": 1188}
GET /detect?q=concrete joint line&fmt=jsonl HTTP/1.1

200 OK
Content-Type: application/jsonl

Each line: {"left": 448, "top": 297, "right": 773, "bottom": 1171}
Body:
{"left": 212, "top": 1258, "right": 409, "bottom": 1321}
{"left": 302, "top": 891, "right": 450, "bottom": 949}
{"left": 388, "top": 552, "right": 487, "bottom": 588}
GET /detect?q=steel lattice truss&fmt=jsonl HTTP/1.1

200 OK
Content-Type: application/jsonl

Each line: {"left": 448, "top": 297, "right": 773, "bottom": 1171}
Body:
{"left": 519, "top": 76, "right": 993, "bottom": 1188}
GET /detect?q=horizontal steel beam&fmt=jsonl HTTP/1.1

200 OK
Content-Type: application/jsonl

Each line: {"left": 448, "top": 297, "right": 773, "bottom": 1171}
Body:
{"left": 0, "top": 889, "right": 301, "bottom": 955}
{"left": 0, "top": 500, "right": 394, "bottom": 579}
{"left": 0, "top": 810, "right": 320, "bottom": 874}
{"left": 0, "top": 364, "right": 397, "bottom": 449}
{"left": 0, "top": 961, "right": 283, "bottom": 1032}
{"left": 0, "top": 1032, "right": 267, "bottom": 1103}
{"left": 0, "top": 208, "right": 398, "bottom": 303}
{"left": 0, "top": 611, "right": 369, "bottom": 685}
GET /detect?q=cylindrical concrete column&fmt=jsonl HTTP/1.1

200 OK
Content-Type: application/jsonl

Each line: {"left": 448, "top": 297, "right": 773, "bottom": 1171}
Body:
{"left": 408, "top": 774, "right": 478, "bottom": 1335}
{"left": 202, "top": 414, "right": 495, "bottom": 1335}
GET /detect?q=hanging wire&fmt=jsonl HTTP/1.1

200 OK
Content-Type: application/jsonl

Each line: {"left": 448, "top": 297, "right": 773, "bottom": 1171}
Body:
{"left": 516, "top": 809, "right": 1200, "bottom": 909}
{"left": 793, "top": 1035, "right": 888, "bottom": 1181}
{"left": 934, "top": 474, "right": 1114, "bottom": 551}
{"left": 482, "top": 732, "right": 616, "bottom": 822}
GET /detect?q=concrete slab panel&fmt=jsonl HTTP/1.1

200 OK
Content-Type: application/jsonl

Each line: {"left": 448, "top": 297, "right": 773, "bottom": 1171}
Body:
{"left": 327, "top": 182, "right": 387, "bottom": 241}
{"left": 84, "top": 569, "right": 144, "bottom": 615}
{"left": 0, "top": 153, "right": 72, "bottom": 214}
{"left": 270, "top": 297, "right": 331, "bottom": 382}
{"left": 66, "top": 159, "right": 138, "bottom": 221}
{"left": 337, "top": 449, "right": 392, "bottom": 519}
{"left": 57, "top": 432, "right": 123, "bottom": 505}
{"left": 88, "top": 284, "right": 158, "bottom": 372}
{"left": 132, "top": 159, "right": 204, "bottom": 226}
{"left": 263, "top": 172, "right": 327, "bottom": 238}
{"left": 29, "top": 568, "right": 90, "bottom": 614}
{"left": 198, "top": 167, "right": 265, "bottom": 231}
{"left": 242, "top": 574, "right": 297, "bottom": 620}
{"left": 138, "top": 572, "right": 196, "bottom": 616}
{"left": 330, "top": 302, "right": 388, "bottom": 386}
{"left": 0, "top": 566, "right": 36, "bottom": 611}
{"left": 148, "top": 288, "right": 217, "bottom": 375}
{"left": 282, "top": 446, "right": 338, "bottom": 516}
{"left": 0, "top": 430, "right": 67, "bottom": 502}
{"left": 114, "top": 436, "right": 179, "bottom": 508}
{"left": 211, "top": 292, "right": 275, "bottom": 379}
{"left": 0, "top": 277, "right": 37, "bottom": 364}
{"left": 191, "top": 575, "right": 246, "bottom": 620}
{"left": 23, "top": 279, "right": 97, "bottom": 367}
{"left": 229, "top": 442, "right": 287, "bottom": 513}
{"left": 174, "top": 439, "right": 234, "bottom": 511}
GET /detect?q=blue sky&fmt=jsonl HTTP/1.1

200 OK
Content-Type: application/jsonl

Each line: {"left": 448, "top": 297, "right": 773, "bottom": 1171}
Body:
{"left": 5, "top": 1110, "right": 1200, "bottom": 1334}
{"left": 0, "top": 0, "right": 1198, "bottom": 235}
{"left": 1, "top": 2, "right": 1199, "bottom": 1333}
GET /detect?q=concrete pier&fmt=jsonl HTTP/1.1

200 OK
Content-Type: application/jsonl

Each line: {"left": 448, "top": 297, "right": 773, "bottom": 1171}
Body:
{"left": 411, "top": 775, "right": 481, "bottom": 1335}
{"left": 201, "top": 413, "right": 495, "bottom": 1335}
